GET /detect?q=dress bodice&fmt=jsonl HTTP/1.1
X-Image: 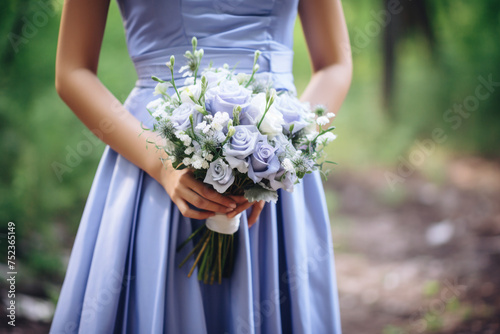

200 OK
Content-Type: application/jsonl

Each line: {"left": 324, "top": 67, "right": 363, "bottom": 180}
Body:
{"left": 115, "top": 0, "right": 300, "bottom": 91}
{"left": 116, "top": 0, "right": 299, "bottom": 58}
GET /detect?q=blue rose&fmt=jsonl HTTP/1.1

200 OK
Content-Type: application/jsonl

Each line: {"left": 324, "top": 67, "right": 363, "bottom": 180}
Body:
{"left": 205, "top": 80, "right": 252, "bottom": 116}
{"left": 204, "top": 158, "right": 235, "bottom": 193}
{"left": 170, "top": 104, "right": 203, "bottom": 131}
{"left": 269, "top": 165, "right": 297, "bottom": 192}
{"left": 273, "top": 94, "right": 310, "bottom": 134}
{"left": 248, "top": 139, "right": 281, "bottom": 183}
{"left": 224, "top": 125, "right": 266, "bottom": 173}
{"left": 203, "top": 69, "right": 231, "bottom": 89}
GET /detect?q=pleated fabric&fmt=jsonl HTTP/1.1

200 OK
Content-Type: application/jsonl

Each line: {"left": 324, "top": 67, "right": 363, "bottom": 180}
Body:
{"left": 50, "top": 0, "right": 342, "bottom": 332}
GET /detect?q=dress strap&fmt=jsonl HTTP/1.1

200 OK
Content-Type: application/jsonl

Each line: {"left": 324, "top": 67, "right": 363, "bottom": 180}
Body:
{"left": 132, "top": 46, "right": 296, "bottom": 93}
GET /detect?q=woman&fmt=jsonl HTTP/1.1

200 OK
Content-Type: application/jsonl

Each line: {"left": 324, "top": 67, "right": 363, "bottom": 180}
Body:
{"left": 50, "top": 0, "right": 352, "bottom": 333}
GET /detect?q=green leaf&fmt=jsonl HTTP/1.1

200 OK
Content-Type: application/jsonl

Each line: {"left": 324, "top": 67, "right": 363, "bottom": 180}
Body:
{"left": 244, "top": 186, "right": 278, "bottom": 203}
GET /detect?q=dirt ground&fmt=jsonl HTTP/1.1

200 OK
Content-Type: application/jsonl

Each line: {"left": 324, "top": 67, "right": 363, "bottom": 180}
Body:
{"left": 329, "top": 156, "right": 500, "bottom": 334}
{"left": 1, "top": 156, "right": 499, "bottom": 333}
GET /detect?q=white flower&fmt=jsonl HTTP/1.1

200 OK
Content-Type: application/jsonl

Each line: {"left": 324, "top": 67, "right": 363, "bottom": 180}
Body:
{"left": 316, "top": 116, "right": 329, "bottom": 126}
{"left": 152, "top": 109, "right": 169, "bottom": 119}
{"left": 246, "top": 93, "right": 285, "bottom": 139}
{"left": 205, "top": 153, "right": 214, "bottom": 162}
{"left": 191, "top": 154, "right": 205, "bottom": 169}
{"left": 182, "top": 157, "right": 192, "bottom": 166}
{"left": 212, "top": 111, "right": 230, "bottom": 132}
{"left": 184, "top": 146, "right": 195, "bottom": 154}
{"left": 175, "top": 131, "right": 192, "bottom": 146}
{"left": 147, "top": 99, "right": 170, "bottom": 119}
{"left": 179, "top": 65, "right": 191, "bottom": 77}
{"left": 194, "top": 104, "right": 205, "bottom": 113}
{"left": 180, "top": 83, "right": 202, "bottom": 105}
{"left": 318, "top": 132, "right": 337, "bottom": 144}
{"left": 196, "top": 121, "right": 208, "bottom": 131}
{"left": 201, "top": 68, "right": 232, "bottom": 89}
{"left": 282, "top": 158, "right": 295, "bottom": 172}
{"left": 327, "top": 112, "right": 336, "bottom": 119}
{"left": 147, "top": 98, "right": 163, "bottom": 111}
{"left": 202, "top": 125, "right": 212, "bottom": 134}
{"left": 202, "top": 160, "right": 209, "bottom": 169}
{"left": 227, "top": 127, "right": 236, "bottom": 137}
{"left": 195, "top": 120, "right": 215, "bottom": 135}
{"left": 305, "top": 133, "right": 317, "bottom": 142}
{"left": 236, "top": 73, "right": 250, "bottom": 85}
{"left": 302, "top": 120, "right": 318, "bottom": 136}
{"left": 195, "top": 49, "right": 204, "bottom": 57}
{"left": 184, "top": 77, "right": 195, "bottom": 86}
{"left": 153, "top": 82, "right": 172, "bottom": 96}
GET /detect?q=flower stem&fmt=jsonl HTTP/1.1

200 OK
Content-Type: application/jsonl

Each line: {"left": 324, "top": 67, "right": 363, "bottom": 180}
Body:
{"left": 178, "top": 229, "right": 209, "bottom": 268}
{"left": 257, "top": 99, "right": 272, "bottom": 130}
{"left": 188, "top": 232, "right": 211, "bottom": 277}
{"left": 218, "top": 234, "right": 223, "bottom": 284}
{"left": 176, "top": 224, "right": 206, "bottom": 252}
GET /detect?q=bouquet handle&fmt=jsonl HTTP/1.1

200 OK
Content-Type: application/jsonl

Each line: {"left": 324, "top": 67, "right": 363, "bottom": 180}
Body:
{"left": 206, "top": 212, "right": 242, "bottom": 235}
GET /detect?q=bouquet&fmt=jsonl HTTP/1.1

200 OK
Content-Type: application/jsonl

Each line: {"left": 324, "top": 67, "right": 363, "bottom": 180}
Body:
{"left": 144, "top": 37, "right": 337, "bottom": 284}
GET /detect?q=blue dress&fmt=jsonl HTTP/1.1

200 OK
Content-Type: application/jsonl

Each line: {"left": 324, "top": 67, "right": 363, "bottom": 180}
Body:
{"left": 50, "top": 0, "right": 342, "bottom": 333}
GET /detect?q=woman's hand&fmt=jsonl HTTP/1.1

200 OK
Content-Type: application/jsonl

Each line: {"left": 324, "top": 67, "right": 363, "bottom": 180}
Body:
{"left": 157, "top": 160, "right": 238, "bottom": 220}
{"left": 227, "top": 197, "right": 265, "bottom": 228}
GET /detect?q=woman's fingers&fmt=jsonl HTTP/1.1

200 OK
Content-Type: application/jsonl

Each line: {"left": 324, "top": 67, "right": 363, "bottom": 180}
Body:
{"left": 175, "top": 198, "right": 215, "bottom": 220}
{"left": 248, "top": 201, "right": 265, "bottom": 227}
{"left": 229, "top": 195, "right": 248, "bottom": 204}
{"left": 179, "top": 187, "right": 234, "bottom": 214}
{"left": 186, "top": 176, "right": 237, "bottom": 209}
{"left": 227, "top": 200, "right": 253, "bottom": 219}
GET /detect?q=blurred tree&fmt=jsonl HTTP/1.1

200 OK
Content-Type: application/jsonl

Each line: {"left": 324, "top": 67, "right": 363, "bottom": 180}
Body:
{"left": 0, "top": 0, "right": 66, "bottom": 282}
{"left": 383, "top": 0, "right": 435, "bottom": 113}
{"left": 382, "top": 0, "right": 500, "bottom": 156}
{"left": 0, "top": 0, "right": 33, "bottom": 239}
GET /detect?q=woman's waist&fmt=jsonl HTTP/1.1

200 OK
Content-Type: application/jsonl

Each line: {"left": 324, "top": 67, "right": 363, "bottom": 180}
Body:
{"left": 132, "top": 46, "right": 296, "bottom": 92}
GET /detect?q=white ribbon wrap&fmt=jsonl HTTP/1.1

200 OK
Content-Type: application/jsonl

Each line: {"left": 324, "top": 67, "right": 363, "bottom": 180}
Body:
{"left": 206, "top": 212, "right": 242, "bottom": 235}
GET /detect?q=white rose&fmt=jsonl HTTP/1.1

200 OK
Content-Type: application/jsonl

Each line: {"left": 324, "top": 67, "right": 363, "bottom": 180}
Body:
{"left": 247, "top": 93, "right": 285, "bottom": 139}
{"left": 180, "top": 83, "right": 202, "bottom": 105}
{"left": 201, "top": 69, "right": 233, "bottom": 89}
{"left": 154, "top": 82, "right": 172, "bottom": 96}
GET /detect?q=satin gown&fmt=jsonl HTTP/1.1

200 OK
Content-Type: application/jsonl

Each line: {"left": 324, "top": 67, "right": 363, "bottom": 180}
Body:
{"left": 50, "top": 0, "right": 342, "bottom": 333}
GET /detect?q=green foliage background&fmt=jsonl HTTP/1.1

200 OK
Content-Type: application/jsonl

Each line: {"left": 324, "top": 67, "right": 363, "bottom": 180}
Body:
{"left": 0, "top": 0, "right": 499, "bottom": 294}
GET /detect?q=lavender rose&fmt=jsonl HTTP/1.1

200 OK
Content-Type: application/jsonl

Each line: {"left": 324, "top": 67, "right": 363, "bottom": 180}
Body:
{"left": 170, "top": 104, "right": 203, "bottom": 131}
{"left": 248, "top": 139, "right": 281, "bottom": 183}
{"left": 205, "top": 80, "right": 252, "bottom": 116}
{"left": 269, "top": 165, "right": 297, "bottom": 192}
{"left": 273, "top": 94, "right": 310, "bottom": 134}
{"left": 204, "top": 158, "right": 235, "bottom": 193}
{"left": 224, "top": 125, "right": 265, "bottom": 173}
{"left": 203, "top": 69, "right": 231, "bottom": 89}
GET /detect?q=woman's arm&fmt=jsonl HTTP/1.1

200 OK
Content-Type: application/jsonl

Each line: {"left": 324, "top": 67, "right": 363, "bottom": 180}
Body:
{"left": 298, "top": 0, "right": 353, "bottom": 117}
{"left": 56, "top": 0, "right": 238, "bottom": 219}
